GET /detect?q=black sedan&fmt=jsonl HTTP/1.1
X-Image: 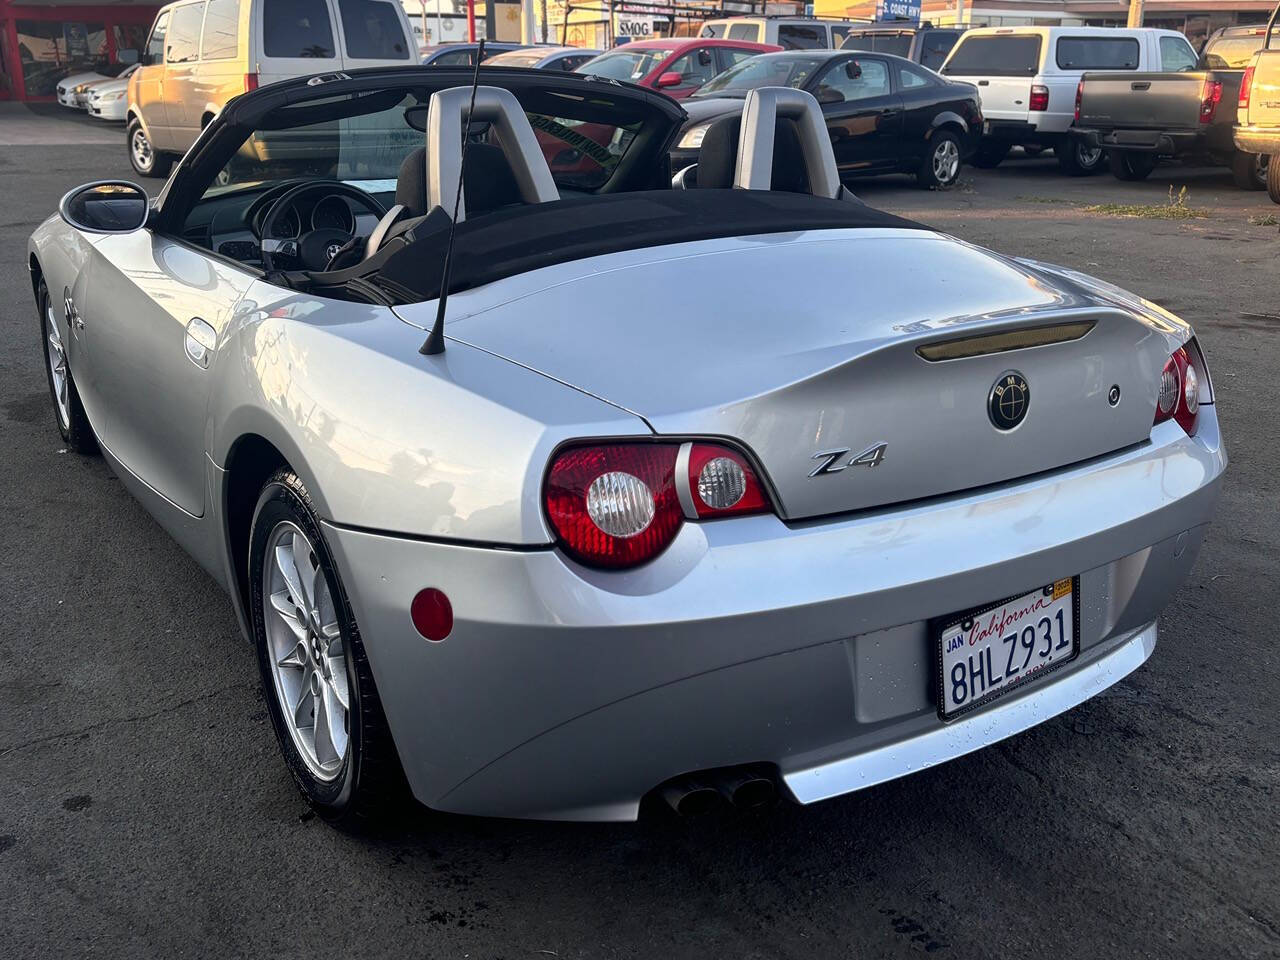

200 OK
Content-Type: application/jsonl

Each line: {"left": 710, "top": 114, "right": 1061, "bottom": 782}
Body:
{"left": 670, "top": 50, "right": 982, "bottom": 189}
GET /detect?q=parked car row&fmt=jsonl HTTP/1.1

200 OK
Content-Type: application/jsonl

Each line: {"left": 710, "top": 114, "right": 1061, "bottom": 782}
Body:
{"left": 1234, "top": 7, "right": 1280, "bottom": 202}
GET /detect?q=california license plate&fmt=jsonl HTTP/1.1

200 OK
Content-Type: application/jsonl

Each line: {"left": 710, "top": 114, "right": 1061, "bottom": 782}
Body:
{"left": 936, "top": 578, "right": 1079, "bottom": 720}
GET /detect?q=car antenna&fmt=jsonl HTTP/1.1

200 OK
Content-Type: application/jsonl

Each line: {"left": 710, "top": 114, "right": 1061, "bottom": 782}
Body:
{"left": 420, "top": 39, "right": 485, "bottom": 356}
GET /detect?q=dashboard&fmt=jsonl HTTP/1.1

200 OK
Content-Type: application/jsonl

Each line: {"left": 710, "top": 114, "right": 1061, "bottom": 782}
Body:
{"left": 182, "top": 182, "right": 393, "bottom": 267}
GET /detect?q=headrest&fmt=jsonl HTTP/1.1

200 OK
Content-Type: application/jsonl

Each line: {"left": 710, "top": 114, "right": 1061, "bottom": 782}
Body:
{"left": 696, "top": 115, "right": 810, "bottom": 194}
{"left": 395, "top": 143, "right": 524, "bottom": 219}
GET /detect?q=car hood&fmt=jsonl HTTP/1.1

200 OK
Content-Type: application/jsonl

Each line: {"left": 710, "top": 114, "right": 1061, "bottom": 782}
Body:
{"left": 397, "top": 229, "right": 1190, "bottom": 520}
{"left": 89, "top": 78, "right": 129, "bottom": 95}
{"left": 59, "top": 72, "right": 106, "bottom": 88}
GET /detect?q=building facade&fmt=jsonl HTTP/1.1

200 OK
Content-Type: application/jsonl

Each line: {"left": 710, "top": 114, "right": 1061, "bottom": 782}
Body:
{"left": 1, "top": 0, "right": 161, "bottom": 100}
{"left": 813, "top": 0, "right": 1275, "bottom": 48}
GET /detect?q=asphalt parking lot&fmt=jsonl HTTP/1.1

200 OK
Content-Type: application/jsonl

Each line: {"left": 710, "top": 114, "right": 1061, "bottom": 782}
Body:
{"left": 2, "top": 112, "right": 1278, "bottom": 959}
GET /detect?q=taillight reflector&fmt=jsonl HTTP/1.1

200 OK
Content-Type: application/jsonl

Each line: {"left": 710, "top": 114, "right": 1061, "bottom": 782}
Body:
{"left": 1029, "top": 84, "right": 1049, "bottom": 111}
{"left": 1073, "top": 78, "right": 1084, "bottom": 123}
{"left": 1153, "top": 345, "right": 1202, "bottom": 436}
{"left": 1240, "top": 66, "right": 1255, "bottom": 109}
{"left": 544, "top": 441, "right": 771, "bottom": 569}
{"left": 245, "top": 72, "right": 259, "bottom": 92}
{"left": 1199, "top": 79, "right": 1222, "bottom": 123}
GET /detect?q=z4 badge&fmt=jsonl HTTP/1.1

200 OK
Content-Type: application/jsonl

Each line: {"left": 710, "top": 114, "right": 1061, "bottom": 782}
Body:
{"left": 808, "top": 442, "right": 888, "bottom": 477}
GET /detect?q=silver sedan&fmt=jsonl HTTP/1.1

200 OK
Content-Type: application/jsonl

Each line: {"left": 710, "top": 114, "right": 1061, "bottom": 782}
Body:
{"left": 27, "top": 66, "right": 1224, "bottom": 826}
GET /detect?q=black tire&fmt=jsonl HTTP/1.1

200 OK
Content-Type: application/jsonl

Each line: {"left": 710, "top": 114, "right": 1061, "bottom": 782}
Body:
{"left": 917, "top": 130, "right": 963, "bottom": 189}
{"left": 970, "top": 141, "right": 1011, "bottom": 169}
{"left": 1231, "top": 150, "right": 1268, "bottom": 190}
{"left": 1109, "top": 150, "right": 1157, "bottom": 181}
{"left": 249, "top": 469, "right": 408, "bottom": 827}
{"left": 36, "top": 278, "right": 97, "bottom": 454}
{"left": 127, "top": 118, "right": 173, "bottom": 178}
{"left": 1057, "top": 137, "right": 1104, "bottom": 176}
{"left": 1269, "top": 153, "right": 1280, "bottom": 205}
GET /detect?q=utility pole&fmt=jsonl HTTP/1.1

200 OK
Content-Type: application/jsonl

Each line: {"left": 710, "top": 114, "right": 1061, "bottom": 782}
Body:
{"left": 954, "top": 0, "right": 964, "bottom": 26}
{"left": 1126, "top": 0, "right": 1144, "bottom": 28}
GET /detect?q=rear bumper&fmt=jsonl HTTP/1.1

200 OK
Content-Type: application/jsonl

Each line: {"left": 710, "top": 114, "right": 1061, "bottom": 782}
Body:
{"left": 1233, "top": 125, "right": 1280, "bottom": 156}
{"left": 324, "top": 411, "right": 1224, "bottom": 821}
{"left": 981, "top": 119, "right": 1042, "bottom": 143}
{"left": 1074, "top": 127, "right": 1214, "bottom": 156}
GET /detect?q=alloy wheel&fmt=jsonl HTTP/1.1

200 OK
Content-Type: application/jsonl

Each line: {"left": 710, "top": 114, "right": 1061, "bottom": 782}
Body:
{"left": 262, "top": 521, "right": 351, "bottom": 782}
{"left": 45, "top": 300, "right": 70, "bottom": 430}
{"left": 933, "top": 139, "right": 960, "bottom": 184}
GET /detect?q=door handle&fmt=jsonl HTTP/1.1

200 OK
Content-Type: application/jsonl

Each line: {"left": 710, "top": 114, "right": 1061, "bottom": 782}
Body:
{"left": 1131, "top": 81, "right": 1151, "bottom": 90}
{"left": 978, "top": 80, "right": 990, "bottom": 86}
{"left": 184, "top": 317, "right": 216, "bottom": 369}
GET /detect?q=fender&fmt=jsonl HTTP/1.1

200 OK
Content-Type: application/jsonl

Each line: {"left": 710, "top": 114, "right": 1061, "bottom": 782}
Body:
{"left": 929, "top": 111, "right": 969, "bottom": 136}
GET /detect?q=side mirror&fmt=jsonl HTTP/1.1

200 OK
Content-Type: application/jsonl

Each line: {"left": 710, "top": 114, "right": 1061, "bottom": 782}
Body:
{"left": 817, "top": 87, "right": 844, "bottom": 104}
{"left": 118, "top": 48, "right": 139, "bottom": 64}
{"left": 845, "top": 61, "right": 862, "bottom": 80}
{"left": 59, "top": 181, "right": 149, "bottom": 234}
{"left": 656, "top": 70, "right": 683, "bottom": 88}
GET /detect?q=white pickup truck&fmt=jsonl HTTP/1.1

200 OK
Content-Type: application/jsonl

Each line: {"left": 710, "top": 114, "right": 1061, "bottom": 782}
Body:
{"left": 1234, "top": 7, "right": 1280, "bottom": 202}
{"left": 939, "top": 26, "right": 1198, "bottom": 176}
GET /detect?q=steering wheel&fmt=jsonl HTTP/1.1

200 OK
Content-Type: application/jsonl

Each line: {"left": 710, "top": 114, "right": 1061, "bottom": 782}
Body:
{"left": 258, "top": 180, "right": 387, "bottom": 273}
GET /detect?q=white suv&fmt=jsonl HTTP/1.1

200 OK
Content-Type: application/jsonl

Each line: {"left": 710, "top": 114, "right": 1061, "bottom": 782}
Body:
{"left": 939, "top": 25, "right": 1198, "bottom": 175}
{"left": 699, "top": 16, "right": 856, "bottom": 49}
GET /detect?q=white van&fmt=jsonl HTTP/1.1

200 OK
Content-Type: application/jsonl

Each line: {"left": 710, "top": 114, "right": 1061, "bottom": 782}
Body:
{"left": 127, "top": 0, "right": 415, "bottom": 177}
{"left": 939, "top": 26, "right": 1197, "bottom": 175}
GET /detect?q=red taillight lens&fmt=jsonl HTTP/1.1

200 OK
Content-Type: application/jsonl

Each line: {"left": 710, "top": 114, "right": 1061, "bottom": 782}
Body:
{"left": 1074, "top": 78, "right": 1083, "bottom": 122}
{"left": 544, "top": 441, "right": 772, "bottom": 569}
{"left": 1029, "top": 84, "right": 1049, "bottom": 111}
{"left": 1199, "top": 79, "right": 1222, "bottom": 123}
{"left": 1153, "top": 346, "right": 1201, "bottom": 436}
{"left": 245, "top": 72, "right": 259, "bottom": 92}
{"left": 1240, "top": 66, "right": 1255, "bottom": 109}
{"left": 545, "top": 444, "right": 683, "bottom": 568}
{"left": 685, "top": 442, "right": 769, "bottom": 518}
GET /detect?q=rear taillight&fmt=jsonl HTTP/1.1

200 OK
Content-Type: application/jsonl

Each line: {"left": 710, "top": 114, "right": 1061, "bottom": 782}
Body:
{"left": 1029, "top": 84, "right": 1049, "bottom": 111}
{"left": 1074, "top": 78, "right": 1083, "bottom": 122}
{"left": 544, "top": 441, "right": 771, "bottom": 569}
{"left": 1199, "top": 79, "right": 1222, "bottom": 123}
{"left": 1240, "top": 65, "right": 1255, "bottom": 109}
{"left": 244, "top": 72, "right": 259, "bottom": 92}
{"left": 1153, "top": 345, "right": 1202, "bottom": 436}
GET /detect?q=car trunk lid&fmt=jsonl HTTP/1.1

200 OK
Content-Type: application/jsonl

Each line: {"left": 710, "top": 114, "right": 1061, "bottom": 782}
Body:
{"left": 396, "top": 230, "right": 1173, "bottom": 520}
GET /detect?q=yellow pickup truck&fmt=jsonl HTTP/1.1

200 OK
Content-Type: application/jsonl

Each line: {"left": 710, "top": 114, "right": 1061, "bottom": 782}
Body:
{"left": 1235, "top": 5, "right": 1280, "bottom": 202}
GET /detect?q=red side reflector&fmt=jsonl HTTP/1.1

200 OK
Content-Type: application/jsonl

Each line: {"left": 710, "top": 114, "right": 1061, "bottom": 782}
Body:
{"left": 1074, "top": 78, "right": 1083, "bottom": 123}
{"left": 245, "top": 72, "right": 259, "bottom": 92}
{"left": 411, "top": 588, "right": 453, "bottom": 641}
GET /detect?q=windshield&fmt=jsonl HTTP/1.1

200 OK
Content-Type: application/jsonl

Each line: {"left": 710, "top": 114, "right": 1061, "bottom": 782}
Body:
{"left": 692, "top": 53, "right": 827, "bottom": 98}
{"left": 842, "top": 33, "right": 913, "bottom": 57}
{"left": 205, "top": 87, "right": 644, "bottom": 202}
{"left": 484, "top": 49, "right": 545, "bottom": 68}
{"left": 1201, "top": 34, "right": 1267, "bottom": 68}
{"left": 578, "top": 47, "right": 675, "bottom": 81}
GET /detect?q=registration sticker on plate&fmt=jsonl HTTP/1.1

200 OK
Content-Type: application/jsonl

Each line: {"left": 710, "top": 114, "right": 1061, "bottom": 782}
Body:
{"left": 936, "top": 578, "right": 1079, "bottom": 720}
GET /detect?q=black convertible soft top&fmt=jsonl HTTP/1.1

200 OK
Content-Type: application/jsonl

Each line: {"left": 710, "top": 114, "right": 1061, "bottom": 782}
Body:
{"left": 369, "top": 189, "right": 927, "bottom": 304}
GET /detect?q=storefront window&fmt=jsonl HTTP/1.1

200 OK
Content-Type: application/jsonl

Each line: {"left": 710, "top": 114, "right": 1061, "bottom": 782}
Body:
{"left": 16, "top": 20, "right": 108, "bottom": 97}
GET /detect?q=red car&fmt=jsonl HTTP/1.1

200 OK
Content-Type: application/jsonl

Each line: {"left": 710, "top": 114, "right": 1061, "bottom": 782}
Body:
{"left": 575, "top": 38, "right": 782, "bottom": 99}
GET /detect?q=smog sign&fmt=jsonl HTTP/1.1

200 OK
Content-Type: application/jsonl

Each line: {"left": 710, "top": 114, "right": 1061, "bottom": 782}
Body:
{"left": 614, "top": 16, "right": 654, "bottom": 38}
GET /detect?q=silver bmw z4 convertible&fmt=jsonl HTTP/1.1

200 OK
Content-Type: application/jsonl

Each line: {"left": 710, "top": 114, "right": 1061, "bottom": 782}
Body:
{"left": 29, "top": 67, "right": 1224, "bottom": 826}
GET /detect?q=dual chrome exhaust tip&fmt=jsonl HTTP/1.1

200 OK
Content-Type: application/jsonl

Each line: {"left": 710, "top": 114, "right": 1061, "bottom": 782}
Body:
{"left": 658, "top": 768, "right": 779, "bottom": 817}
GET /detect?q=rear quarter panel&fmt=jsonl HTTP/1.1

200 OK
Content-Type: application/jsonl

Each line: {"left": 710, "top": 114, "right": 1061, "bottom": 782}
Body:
{"left": 206, "top": 281, "right": 648, "bottom": 544}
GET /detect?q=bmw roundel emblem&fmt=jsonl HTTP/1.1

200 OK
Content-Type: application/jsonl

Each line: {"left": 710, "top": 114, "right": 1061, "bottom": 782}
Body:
{"left": 988, "top": 371, "right": 1030, "bottom": 431}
